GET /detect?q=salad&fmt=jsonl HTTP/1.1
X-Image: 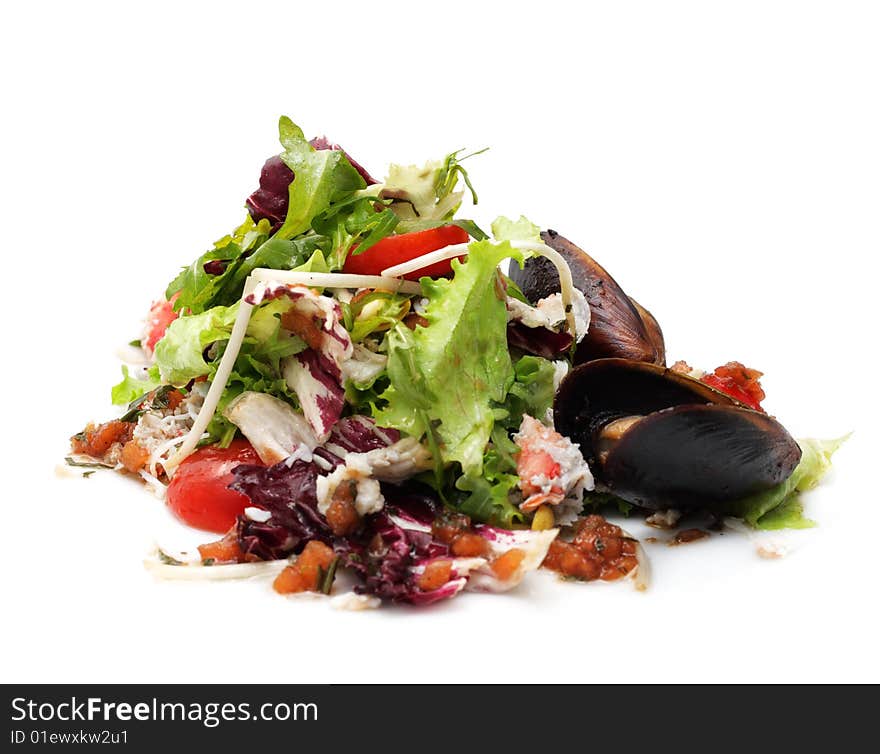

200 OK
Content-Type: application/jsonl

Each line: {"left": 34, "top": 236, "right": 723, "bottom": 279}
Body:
{"left": 68, "top": 116, "right": 844, "bottom": 607}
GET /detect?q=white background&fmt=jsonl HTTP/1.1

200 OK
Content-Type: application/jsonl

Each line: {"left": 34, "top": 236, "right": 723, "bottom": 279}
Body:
{"left": 1, "top": 0, "right": 878, "bottom": 683}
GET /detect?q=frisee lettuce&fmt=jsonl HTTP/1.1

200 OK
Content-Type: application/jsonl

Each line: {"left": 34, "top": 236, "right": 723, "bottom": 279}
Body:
{"left": 376, "top": 240, "right": 524, "bottom": 477}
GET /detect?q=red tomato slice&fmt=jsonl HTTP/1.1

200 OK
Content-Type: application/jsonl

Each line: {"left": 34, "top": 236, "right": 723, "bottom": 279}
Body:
{"left": 342, "top": 225, "right": 470, "bottom": 280}
{"left": 144, "top": 296, "right": 179, "bottom": 353}
{"left": 166, "top": 439, "right": 263, "bottom": 533}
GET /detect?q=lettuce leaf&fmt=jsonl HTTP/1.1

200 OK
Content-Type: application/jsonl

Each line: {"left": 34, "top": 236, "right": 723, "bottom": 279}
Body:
{"left": 491, "top": 214, "right": 542, "bottom": 245}
{"left": 166, "top": 216, "right": 272, "bottom": 314}
{"left": 155, "top": 305, "right": 240, "bottom": 385}
{"left": 376, "top": 240, "right": 524, "bottom": 476}
{"left": 110, "top": 365, "right": 163, "bottom": 406}
{"left": 154, "top": 301, "right": 306, "bottom": 386}
{"left": 342, "top": 291, "right": 412, "bottom": 342}
{"left": 727, "top": 436, "right": 849, "bottom": 529}
{"left": 382, "top": 148, "right": 483, "bottom": 223}
{"left": 454, "top": 425, "right": 525, "bottom": 527}
{"left": 165, "top": 223, "right": 326, "bottom": 315}
{"left": 500, "top": 355, "right": 557, "bottom": 429}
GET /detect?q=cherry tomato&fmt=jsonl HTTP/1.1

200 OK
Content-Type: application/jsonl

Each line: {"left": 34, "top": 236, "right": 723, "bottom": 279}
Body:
{"left": 166, "top": 439, "right": 263, "bottom": 533}
{"left": 144, "top": 297, "right": 179, "bottom": 353}
{"left": 342, "top": 225, "right": 470, "bottom": 280}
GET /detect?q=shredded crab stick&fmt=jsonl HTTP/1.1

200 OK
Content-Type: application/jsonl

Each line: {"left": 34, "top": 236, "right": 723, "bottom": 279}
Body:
{"left": 164, "top": 269, "right": 421, "bottom": 474}
{"left": 381, "top": 241, "right": 579, "bottom": 338}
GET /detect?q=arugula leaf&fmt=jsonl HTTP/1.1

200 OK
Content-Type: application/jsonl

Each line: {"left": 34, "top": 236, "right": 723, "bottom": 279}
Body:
{"left": 435, "top": 148, "right": 486, "bottom": 206}
{"left": 274, "top": 116, "right": 366, "bottom": 240}
{"left": 166, "top": 216, "right": 272, "bottom": 314}
{"left": 377, "top": 240, "right": 524, "bottom": 476}
{"left": 65, "top": 457, "right": 114, "bottom": 470}
{"left": 215, "top": 235, "right": 326, "bottom": 303}
{"left": 395, "top": 217, "right": 489, "bottom": 241}
{"left": 312, "top": 194, "right": 399, "bottom": 268}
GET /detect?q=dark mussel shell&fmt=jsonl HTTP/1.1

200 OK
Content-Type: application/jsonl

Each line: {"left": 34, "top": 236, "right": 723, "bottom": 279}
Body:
{"left": 508, "top": 229, "right": 665, "bottom": 365}
{"left": 554, "top": 359, "right": 802, "bottom": 510}
{"left": 630, "top": 298, "right": 665, "bottom": 364}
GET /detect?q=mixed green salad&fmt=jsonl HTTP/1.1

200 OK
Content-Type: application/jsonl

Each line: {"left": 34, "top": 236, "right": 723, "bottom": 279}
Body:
{"left": 68, "top": 116, "right": 844, "bottom": 607}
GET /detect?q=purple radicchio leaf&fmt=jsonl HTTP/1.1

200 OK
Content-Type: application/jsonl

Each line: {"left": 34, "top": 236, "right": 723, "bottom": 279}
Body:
{"left": 506, "top": 321, "right": 573, "bottom": 359}
{"left": 230, "top": 459, "right": 332, "bottom": 557}
{"left": 344, "top": 485, "right": 453, "bottom": 604}
{"left": 328, "top": 415, "right": 400, "bottom": 454}
{"left": 245, "top": 139, "right": 376, "bottom": 225}
{"left": 309, "top": 136, "right": 378, "bottom": 185}
{"left": 283, "top": 349, "right": 346, "bottom": 442}
{"left": 245, "top": 155, "right": 295, "bottom": 226}
{"left": 235, "top": 517, "right": 299, "bottom": 561}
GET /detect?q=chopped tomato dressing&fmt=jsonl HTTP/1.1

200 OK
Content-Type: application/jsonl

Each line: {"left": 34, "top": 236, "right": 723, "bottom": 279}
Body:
{"left": 279, "top": 307, "right": 325, "bottom": 350}
{"left": 70, "top": 420, "right": 134, "bottom": 458}
{"left": 198, "top": 529, "right": 246, "bottom": 564}
{"left": 450, "top": 532, "right": 489, "bottom": 558}
{"left": 325, "top": 482, "right": 360, "bottom": 536}
{"left": 702, "top": 361, "right": 765, "bottom": 411}
{"left": 431, "top": 511, "right": 472, "bottom": 545}
{"left": 542, "top": 515, "right": 638, "bottom": 582}
{"left": 120, "top": 440, "right": 150, "bottom": 473}
{"left": 490, "top": 549, "right": 525, "bottom": 581}
{"left": 417, "top": 559, "right": 454, "bottom": 591}
{"left": 273, "top": 541, "right": 337, "bottom": 595}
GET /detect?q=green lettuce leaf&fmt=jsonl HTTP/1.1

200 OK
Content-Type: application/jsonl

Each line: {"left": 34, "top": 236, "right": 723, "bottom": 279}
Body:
{"left": 376, "top": 240, "right": 524, "bottom": 476}
{"left": 274, "top": 117, "right": 366, "bottom": 240}
{"left": 166, "top": 216, "right": 272, "bottom": 314}
{"left": 454, "top": 425, "right": 525, "bottom": 527}
{"left": 382, "top": 148, "right": 483, "bottom": 223}
{"left": 491, "top": 214, "right": 542, "bottom": 245}
{"left": 727, "top": 436, "right": 849, "bottom": 529}
{"left": 110, "top": 365, "right": 163, "bottom": 406}
{"left": 500, "top": 355, "right": 557, "bottom": 429}
{"left": 154, "top": 300, "right": 306, "bottom": 386}
{"left": 343, "top": 291, "right": 412, "bottom": 342}
{"left": 155, "top": 305, "right": 239, "bottom": 385}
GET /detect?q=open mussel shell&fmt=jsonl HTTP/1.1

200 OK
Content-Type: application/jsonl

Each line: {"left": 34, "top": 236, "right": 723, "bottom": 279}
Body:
{"left": 508, "top": 229, "right": 665, "bottom": 365}
{"left": 554, "top": 359, "right": 802, "bottom": 510}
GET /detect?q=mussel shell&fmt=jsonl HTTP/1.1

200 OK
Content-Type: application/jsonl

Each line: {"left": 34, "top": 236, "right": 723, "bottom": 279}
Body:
{"left": 601, "top": 404, "right": 802, "bottom": 509}
{"left": 554, "top": 358, "right": 737, "bottom": 451}
{"left": 553, "top": 358, "right": 802, "bottom": 510}
{"left": 630, "top": 298, "right": 665, "bottom": 364}
{"left": 508, "top": 230, "right": 665, "bottom": 365}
